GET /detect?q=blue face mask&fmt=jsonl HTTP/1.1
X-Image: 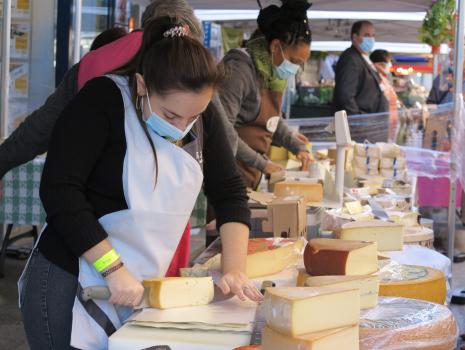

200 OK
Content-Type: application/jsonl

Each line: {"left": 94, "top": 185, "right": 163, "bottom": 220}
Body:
{"left": 144, "top": 92, "right": 196, "bottom": 142}
{"left": 274, "top": 45, "right": 300, "bottom": 80}
{"left": 359, "top": 37, "right": 375, "bottom": 53}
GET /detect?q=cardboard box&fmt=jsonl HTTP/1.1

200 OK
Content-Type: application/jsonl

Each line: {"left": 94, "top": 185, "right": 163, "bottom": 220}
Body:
{"left": 262, "top": 196, "right": 307, "bottom": 239}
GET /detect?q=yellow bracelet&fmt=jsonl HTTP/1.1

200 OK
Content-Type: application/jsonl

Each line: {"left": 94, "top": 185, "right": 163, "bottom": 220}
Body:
{"left": 93, "top": 249, "right": 120, "bottom": 273}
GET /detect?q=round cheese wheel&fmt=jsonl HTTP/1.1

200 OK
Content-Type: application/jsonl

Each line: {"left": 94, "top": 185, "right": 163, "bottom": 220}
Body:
{"left": 379, "top": 264, "right": 446, "bottom": 304}
{"left": 404, "top": 226, "right": 434, "bottom": 248}
{"left": 360, "top": 297, "right": 458, "bottom": 350}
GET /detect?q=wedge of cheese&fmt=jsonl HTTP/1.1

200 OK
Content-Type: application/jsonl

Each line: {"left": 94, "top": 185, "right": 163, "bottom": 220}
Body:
{"left": 304, "top": 238, "right": 378, "bottom": 276}
{"left": 142, "top": 277, "right": 214, "bottom": 309}
{"left": 264, "top": 286, "right": 360, "bottom": 336}
{"left": 344, "top": 200, "right": 364, "bottom": 215}
{"left": 388, "top": 211, "right": 419, "bottom": 227}
{"left": 262, "top": 324, "right": 359, "bottom": 350}
{"left": 274, "top": 181, "right": 323, "bottom": 203}
{"left": 340, "top": 220, "right": 404, "bottom": 251}
{"left": 187, "top": 239, "right": 305, "bottom": 279}
{"left": 306, "top": 275, "right": 379, "bottom": 309}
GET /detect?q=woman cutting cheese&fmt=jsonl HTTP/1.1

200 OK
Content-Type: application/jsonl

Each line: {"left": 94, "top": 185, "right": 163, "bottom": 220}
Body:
{"left": 18, "top": 18, "right": 260, "bottom": 350}
{"left": 219, "top": 0, "right": 313, "bottom": 189}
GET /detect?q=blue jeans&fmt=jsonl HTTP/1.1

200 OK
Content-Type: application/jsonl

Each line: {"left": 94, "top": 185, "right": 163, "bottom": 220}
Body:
{"left": 19, "top": 248, "right": 80, "bottom": 350}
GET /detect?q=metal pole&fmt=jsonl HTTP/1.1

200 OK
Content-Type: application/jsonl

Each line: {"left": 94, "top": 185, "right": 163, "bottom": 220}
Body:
{"left": 72, "top": 0, "right": 83, "bottom": 64}
{"left": 448, "top": 0, "right": 465, "bottom": 265}
{"left": 0, "top": 0, "right": 11, "bottom": 140}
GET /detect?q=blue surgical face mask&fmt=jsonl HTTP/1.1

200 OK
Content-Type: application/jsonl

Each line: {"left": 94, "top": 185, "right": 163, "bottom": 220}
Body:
{"left": 144, "top": 92, "right": 196, "bottom": 142}
{"left": 359, "top": 37, "right": 375, "bottom": 53}
{"left": 274, "top": 45, "right": 300, "bottom": 80}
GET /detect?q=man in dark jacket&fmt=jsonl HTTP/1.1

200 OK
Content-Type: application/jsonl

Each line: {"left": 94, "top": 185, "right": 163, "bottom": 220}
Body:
{"left": 332, "top": 20, "right": 388, "bottom": 115}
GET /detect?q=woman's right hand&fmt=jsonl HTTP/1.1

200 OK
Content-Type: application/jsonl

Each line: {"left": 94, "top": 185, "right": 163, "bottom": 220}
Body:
{"left": 264, "top": 161, "right": 283, "bottom": 175}
{"left": 104, "top": 265, "right": 145, "bottom": 308}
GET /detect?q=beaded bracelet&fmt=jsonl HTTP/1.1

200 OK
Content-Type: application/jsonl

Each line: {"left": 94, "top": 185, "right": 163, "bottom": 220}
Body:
{"left": 101, "top": 262, "right": 124, "bottom": 278}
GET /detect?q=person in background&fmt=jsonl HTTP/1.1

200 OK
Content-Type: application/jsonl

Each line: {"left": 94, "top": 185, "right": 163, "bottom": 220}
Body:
{"left": 89, "top": 27, "right": 127, "bottom": 51}
{"left": 218, "top": 0, "right": 313, "bottom": 189}
{"left": 332, "top": 20, "right": 388, "bottom": 115}
{"left": 370, "top": 49, "right": 399, "bottom": 141}
{"left": 19, "top": 17, "right": 260, "bottom": 350}
{"left": 0, "top": 0, "right": 234, "bottom": 183}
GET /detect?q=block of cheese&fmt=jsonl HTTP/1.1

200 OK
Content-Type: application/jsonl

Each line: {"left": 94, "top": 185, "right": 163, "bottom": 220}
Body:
{"left": 340, "top": 220, "right": 404, "bottom": 251}
{"left": 353, "top": 156, "right": 380, "bottom": 171}
{"left": 262, "top": 324, "right": 359, "bottom": 350}
{"left": 360, "top": 297, "right": 458, "bottom": 350}
{"left": 304, "top": 238, "right": 378, "bottom": 276}
{"left": 377, "top": 142, "right": 404, "bottom": 158}
{"left": 306, "top": 275, "right": 379, "bottom": 309}
{"left": 142, "top": 277, "right": 214, "bottom": 309}
{"left": 344, "top": 200, "right": 364, "bottom": 215}
{"left": 297, "top": 269, "right": 379, "bottom": 309}
{"left": 274, "top": 181, "right": 323, "bottom": 203}
{"left": 354, "top": 143, "right": 381, "bottom": 158}
{"left": 380, "top": 157, "right": 407, "bottom": 170}
{"left": 388, "top": 211, "right": 419, "bottom": 227}
{"left": 186, "top": 238, "right": 305, "bottom": 279}
{"left": 264, "top": 286, "right": 360, "bottom": 336}
{"left": 379, "top": 264, "right": 446, "bottom": 304}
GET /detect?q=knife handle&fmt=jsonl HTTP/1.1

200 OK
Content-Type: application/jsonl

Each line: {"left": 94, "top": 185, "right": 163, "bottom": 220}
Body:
{"left": 81, "top": 286, "right": 111, "bottom": 302}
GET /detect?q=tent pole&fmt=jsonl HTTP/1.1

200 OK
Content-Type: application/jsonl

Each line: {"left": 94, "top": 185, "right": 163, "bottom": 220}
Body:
{"left": 448, "top": 0, "right": 465, "bottom": 269}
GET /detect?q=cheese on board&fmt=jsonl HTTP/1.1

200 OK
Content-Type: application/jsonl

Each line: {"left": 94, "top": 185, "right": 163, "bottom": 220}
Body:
{"left": 304, "top": 238, "right": 378, "bottom": 276}
{"left": 380, "top": 157, "right": 407, "bottom": 170}
{"left": 360, "top": 297, "right": 458, "bottom": 350}
{"left": 340, "top": 220, "right": 404, "bottom": 251}
{"left": 353, "top": 156, "right": 380, "bottom": 171}
{"left": 274, "top": 181, "right": 323, "bottom": 203}
{"left": 261, "top": 324, "right": 359, "bottom": 350}
{"left": 184, "top": 238, "right": 304, "bottom": 279}
{"left": 264, "top": 286, "right": 360, "bottom": 336}
{"left": 142, "top": 277, "right": 214, "bottom": 309}
{"left": 379, "top": 264, "right": 446, "bottom": 304}
{"left": 305, "top": 275, "right": 379, "bottom": 309}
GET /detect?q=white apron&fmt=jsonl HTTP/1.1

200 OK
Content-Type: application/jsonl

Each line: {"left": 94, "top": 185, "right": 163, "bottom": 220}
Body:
{"left": 67, "top": 75, "right": 203, "bottom": 350}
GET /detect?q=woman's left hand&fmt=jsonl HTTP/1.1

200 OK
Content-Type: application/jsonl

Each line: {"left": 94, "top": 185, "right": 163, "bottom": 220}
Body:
{"left": 297, "top": 151, "right": 312, "bottom": 171}
{"left": 217, "top": 270, "right": 263, "bottom": 302}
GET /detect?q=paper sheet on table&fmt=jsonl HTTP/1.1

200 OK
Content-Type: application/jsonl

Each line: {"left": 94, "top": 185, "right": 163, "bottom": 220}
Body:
{"left": 126, "top": 297, "right": 257, "bottom": 333}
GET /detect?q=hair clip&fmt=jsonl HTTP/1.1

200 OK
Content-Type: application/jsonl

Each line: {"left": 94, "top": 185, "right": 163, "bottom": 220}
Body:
{"left": 163, "top": 25, "right": 189, "bottom": 38}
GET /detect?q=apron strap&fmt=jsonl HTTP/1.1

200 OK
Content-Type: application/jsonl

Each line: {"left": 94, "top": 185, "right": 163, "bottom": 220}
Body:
{"left": 77, "top": 283, "right": 117, "bottom": 336}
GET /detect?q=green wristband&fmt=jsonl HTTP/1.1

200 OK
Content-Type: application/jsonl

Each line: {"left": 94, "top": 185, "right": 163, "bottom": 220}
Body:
{"left": 93, "top": 249, "right": 120, "bottom": 273}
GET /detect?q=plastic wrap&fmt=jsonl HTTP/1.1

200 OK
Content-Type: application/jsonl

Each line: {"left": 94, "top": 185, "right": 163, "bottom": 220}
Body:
{"left": 360, "top": 297, "right": 458, "bottom": 350}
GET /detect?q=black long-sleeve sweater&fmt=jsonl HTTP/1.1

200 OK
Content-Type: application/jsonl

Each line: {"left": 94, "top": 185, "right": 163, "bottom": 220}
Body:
{"left": 38, "top": 76, "right": 251, "bottom": 276}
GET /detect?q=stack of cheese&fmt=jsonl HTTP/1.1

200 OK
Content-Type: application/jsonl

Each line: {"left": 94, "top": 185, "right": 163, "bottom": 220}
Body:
{"left": 352, "top": 143, "right": 381, "bottom": 178}
{"left": 377, "top": 143, "right": 407, "bottom": 180}
{"left": 300, "top": 238, "right": 380, "bottom": 310}
{"left": 261, "top": 286, "right": 360, "bottom": 349}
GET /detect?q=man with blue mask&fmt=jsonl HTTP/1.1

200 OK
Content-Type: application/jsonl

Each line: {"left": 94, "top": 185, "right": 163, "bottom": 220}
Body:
{"left": 332, "top": 20, "right": 388, "bottom": 120}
